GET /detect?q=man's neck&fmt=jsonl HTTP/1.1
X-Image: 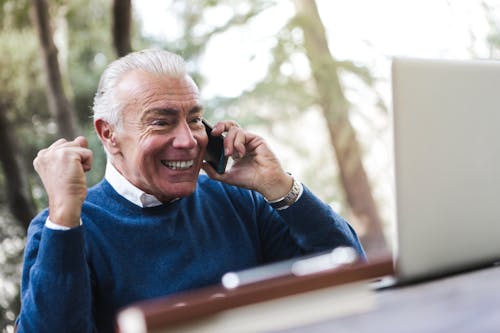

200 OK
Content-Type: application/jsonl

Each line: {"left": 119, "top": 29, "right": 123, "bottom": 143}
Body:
{"left": 104, "top": 161, "right": 164, "bottom": 208}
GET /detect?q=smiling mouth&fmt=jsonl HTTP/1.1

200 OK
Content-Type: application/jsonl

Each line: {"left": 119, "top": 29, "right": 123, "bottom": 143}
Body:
{"left": 161, "top": 160, "right": 194, "bottom": 170}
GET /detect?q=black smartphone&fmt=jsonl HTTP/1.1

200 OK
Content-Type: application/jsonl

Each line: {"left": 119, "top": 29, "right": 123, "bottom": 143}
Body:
{"left": 202, "top": 119, "right": 228, "bottom": 174}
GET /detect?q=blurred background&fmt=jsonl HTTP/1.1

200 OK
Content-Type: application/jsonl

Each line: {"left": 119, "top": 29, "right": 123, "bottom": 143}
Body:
{"left": 2, "top": 0, "right": 500, "bottom": 331}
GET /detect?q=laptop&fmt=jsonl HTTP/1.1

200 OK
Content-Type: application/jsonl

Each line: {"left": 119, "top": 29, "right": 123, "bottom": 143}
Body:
{"left": 391, "top": 57, "right": 500, "bottom": 284}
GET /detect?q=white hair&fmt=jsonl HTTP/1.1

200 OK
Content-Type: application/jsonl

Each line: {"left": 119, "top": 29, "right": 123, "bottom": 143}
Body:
{"left": 92, "top": 49, "right": 188, "bottom": 129}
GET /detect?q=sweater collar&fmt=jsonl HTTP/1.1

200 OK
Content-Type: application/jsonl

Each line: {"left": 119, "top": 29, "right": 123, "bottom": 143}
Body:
{"left": 104, "top": 161, "right": 163, "bottom": 208}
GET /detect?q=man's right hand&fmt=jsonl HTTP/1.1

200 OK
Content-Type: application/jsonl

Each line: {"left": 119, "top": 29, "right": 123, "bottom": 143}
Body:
{"left": 33, "top": 136, "right": 93, "bottom": 228}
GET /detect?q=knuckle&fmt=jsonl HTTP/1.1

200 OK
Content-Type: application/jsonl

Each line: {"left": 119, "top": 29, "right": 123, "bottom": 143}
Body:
{"left": 34, "top": 149, "right": 47, "bottom": 164}
{"left": 56, "top": 138, "right": 68, "bottom": 145}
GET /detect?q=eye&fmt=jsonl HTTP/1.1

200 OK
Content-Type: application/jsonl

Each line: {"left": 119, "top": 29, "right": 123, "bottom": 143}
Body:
{"left": 151, "top": 119, "right": 169, "bottom": 127}
{"left": 189, "top": 117, "right": 203, "bottom": 128}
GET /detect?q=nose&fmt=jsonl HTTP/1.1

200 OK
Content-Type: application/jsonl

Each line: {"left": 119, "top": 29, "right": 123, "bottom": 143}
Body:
{"left": 172, "top": 122, "right": 197, "bottom": 149}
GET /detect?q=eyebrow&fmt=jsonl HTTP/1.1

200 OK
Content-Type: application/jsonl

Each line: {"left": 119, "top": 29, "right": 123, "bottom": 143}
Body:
{"left": 141, "top": 105, "right": 203, "bottom": 121}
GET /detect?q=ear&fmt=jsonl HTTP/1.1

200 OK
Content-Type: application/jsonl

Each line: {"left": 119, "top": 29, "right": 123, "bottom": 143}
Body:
{"left": 94, "top": 119, "right": 120, "bottom": 155}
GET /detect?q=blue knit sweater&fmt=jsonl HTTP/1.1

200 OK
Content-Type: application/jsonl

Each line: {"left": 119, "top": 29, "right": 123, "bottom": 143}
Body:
{"left": 17, "top": 175, "right": 364, "bottom": 332}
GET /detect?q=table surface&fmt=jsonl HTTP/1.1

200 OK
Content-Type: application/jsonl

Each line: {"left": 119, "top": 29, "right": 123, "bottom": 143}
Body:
{"left": 116, "top": 258, "right": 394, "bottom": 333}
{"left": 278, "top": 264, "right": 500, "bottom": 333}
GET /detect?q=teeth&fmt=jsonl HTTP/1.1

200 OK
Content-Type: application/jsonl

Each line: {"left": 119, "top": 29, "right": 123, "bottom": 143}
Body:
{"left": 161, "top": 160, "right": 194, "bottom": 170}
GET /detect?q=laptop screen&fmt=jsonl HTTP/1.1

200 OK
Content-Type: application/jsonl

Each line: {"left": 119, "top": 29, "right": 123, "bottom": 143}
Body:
{"left": 392, "top": 57, "right": 500, "bottom": 282}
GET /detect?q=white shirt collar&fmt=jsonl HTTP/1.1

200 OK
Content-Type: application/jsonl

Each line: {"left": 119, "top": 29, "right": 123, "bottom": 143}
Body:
{"left": 105, "top": 161, "right": 163, "bottom": 208}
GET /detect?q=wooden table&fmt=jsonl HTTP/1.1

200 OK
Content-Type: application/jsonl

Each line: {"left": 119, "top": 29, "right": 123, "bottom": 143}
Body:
{"left": 116, "top": 257, "right": 393, "bottom": 333}
{"left": 279, "top": 264, "right": 500, "bottom": 333}
{"left": 116, "top": 260, "right": 500, "bottom": 333}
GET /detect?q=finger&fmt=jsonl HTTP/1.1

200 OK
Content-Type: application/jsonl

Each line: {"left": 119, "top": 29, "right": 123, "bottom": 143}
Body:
{"left": 75, "top": 147, "right": 93, "bottom": 172}
{"left": 33, "top": 150, "right": 46, "bottom": 172}
{"left": 33, "top": 144, "right": 57, "bottom": 172}
{"left": 233, "top": 130, "right": 247, "bottom": 158}
{"left": 223, "top": 126, "right": 236, "bottom": 156}
{"left": 35, "top": 145, "right": 93, "bottom": 175}
{"left": 201, "top": 162, "right": 223, "bottom": 181}
{"left": 211, "top": 120, "right": 240, "bottom": 136}
{"left": 60, "top": 146, "right": 93, "bottom": 172}
{"left": 74, "top": 136, "right": 89, "bottom": 148}
{"left": 62, "top": 136, "right": 89, "bottom": 149}
{"left": 224, "top": 127, "right": 248, "bottom": 159}
{"left": 48, "top": 136, "right": 88, "bottom": 151}
{"left": 47, "top": 138, "right": 69, "bottom": 150}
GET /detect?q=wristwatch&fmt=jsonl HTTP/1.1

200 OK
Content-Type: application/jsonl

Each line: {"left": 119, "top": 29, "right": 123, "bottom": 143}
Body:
{"left": 269, "top": 176, "right": 303, "bottom": 210}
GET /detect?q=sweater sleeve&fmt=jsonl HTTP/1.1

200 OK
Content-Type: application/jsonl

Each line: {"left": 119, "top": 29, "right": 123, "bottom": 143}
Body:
{"left": 16, "top": 214, "right": 94, "bottom": 333}
{"left": 257, "top": 184, "right": 366, "bottom": 262}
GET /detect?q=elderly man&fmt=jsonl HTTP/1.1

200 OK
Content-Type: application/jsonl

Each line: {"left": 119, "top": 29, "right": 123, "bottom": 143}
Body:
{"left": 17, "top": 49, "right": 364, "bottom": 332}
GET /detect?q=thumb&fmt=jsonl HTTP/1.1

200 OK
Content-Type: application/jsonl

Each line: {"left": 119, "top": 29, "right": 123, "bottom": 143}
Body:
{"left": 74, "top": 136, "right": 89, "bottom": 148}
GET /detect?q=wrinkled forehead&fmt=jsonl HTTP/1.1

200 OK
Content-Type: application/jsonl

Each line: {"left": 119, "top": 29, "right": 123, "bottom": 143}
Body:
{"left": 116, "top": 70, "right": 202, "bottom": 121}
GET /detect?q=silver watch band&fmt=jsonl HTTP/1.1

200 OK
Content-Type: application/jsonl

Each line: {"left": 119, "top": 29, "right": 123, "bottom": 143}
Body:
{"left": 269, "top": 177, "right": 303, "bottom": 210}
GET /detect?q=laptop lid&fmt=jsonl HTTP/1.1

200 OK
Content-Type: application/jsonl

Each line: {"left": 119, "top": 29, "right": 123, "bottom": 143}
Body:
{"left": 392, "top": 57, "right": 500, "bottom": 282}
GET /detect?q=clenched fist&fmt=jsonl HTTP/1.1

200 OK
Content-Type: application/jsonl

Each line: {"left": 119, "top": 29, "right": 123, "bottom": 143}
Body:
{"left": 33, "top": 136, "right": 93, "bottom": 228}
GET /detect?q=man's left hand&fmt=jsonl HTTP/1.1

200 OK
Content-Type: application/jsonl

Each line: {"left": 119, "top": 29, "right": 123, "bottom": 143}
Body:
{"left": 201, "top": 121, "right": 293, "bottom": 201}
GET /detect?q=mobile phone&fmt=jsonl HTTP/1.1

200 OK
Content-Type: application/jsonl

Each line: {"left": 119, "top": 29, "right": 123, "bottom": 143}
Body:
{"left": 202, "top": 119, "right": 228, "bottom": 174}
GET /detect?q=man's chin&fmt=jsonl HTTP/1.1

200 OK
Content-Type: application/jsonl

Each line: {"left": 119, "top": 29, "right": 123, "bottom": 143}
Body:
{"left": 157, "top": 182, "right": 198, "bottom": 201}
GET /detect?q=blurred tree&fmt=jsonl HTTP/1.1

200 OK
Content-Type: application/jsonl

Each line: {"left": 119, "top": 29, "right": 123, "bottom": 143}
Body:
{"left": 31, "top": 0, "right": 79, "bottom": 139}
{"left": 292, "top": 0, "right": 387, "bottom": 255}
{"left": 112, "top": 0, "right": 132, "bottom": 57}
{"left": 0, "top": 21, "right": 48, "bottom": 214}
{"left": 0, "top": 105, "right": 36, "bottom": 231}
{"left": 202, "top": 1, "right": 388, "bottom": 255}
{"left": 483, "top": 1, "right": 500, "bottom": 58}
{"left": 0, "top": 26, "right": 45, "bottom": 333}
{"left": 0, "top": 214, "right": 24, "bottom": 332}
{"left": 0, "top": 0, "right": 118, "bottom": 329}
{"left": 145, "top": 0, "right": 273, "bottom": 87}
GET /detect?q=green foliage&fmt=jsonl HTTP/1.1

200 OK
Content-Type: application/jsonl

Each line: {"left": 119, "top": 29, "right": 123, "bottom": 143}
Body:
{"left": 0, "top": 213, "right": 24, "bottom": 332}
{"left": 483, "top": 1, "right": 500, "bottom": 55}
{"left": 0, "top": 0, "right": 31, "bottom": 30}
{"left": 65, "top": 0, "right": 115, "bottom": 126}
{"left": 0, "top": 1, "right": 121, "bottom": 329}
{"left": 140, "top": 0, "right": 276, "bottom": 87}
{"left": 0, "top": 30, "right": 46, "bottom": 120}
{"left": 0, "top": 29, "right": 52, "bottom": 212}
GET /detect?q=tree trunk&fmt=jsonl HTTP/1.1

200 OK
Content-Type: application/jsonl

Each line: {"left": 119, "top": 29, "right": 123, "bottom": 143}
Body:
{"left": 0, "top": 104, "right": 37, "bottom": 231}
{"left": 31, "top": 0, "right": 79, "bottom": 139}
{"left": 112, "top": 0, "right": 132, "bottom": 57}
{"left": 293, "top": 0, "right": 388, "bottom": 256}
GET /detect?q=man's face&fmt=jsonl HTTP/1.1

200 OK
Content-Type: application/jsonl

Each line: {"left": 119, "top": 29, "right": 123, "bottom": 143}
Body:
{"left": 111, "top": 70, "right": 208, "bottom": 202}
